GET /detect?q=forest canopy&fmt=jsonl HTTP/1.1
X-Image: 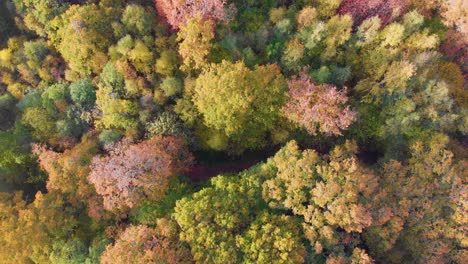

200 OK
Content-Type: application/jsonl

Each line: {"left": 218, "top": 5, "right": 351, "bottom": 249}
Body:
{"left": 0, "top": 0, "right": 466, "bottom": 263}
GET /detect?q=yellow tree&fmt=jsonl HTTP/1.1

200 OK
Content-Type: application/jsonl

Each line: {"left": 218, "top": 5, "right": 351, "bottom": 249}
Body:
{"left": 50, "top": 4, "right": 117, "bottom": 77}
{"left": 178, "top": 15, "right": 215, "bottom": 72}
{"left": 262, "top": 140, "right": 377, "bottom": 262}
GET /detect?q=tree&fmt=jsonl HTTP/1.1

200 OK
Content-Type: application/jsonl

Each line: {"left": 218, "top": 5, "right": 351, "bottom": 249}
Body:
{"left": 23, "top": 40, "right": 49, "bottom": 65}
{"left": 174, "top": 164, "right": 278, "bottom": 263}
{"left": 0, "top": 124, "right": 42, "bottom": 184}
{"left": 69, "top": 78, "right": 96, "bottom": 108}
{"left": 440, "top": 30, "right": 467, "bottom": 87}
{"left": 88, "top": 136, "right": 192, "bottom": 212}
{"left": 177, "top": 15, "right": 215, "bottom": 72}
{"left": 155, "top": 0, "right": 231, "bottom": 29}
{"left": 160, "top": 77, "right": 183, "bottom": 97}
{"left": 236, "top": 211, "right": 307, "bottom": 264}
{"left": 0, "top": 38, "right": 61, "bottom": 97}
{"left": 440, "top": 0, "right": 467, "bottom": 36}
{"left": 101, "top": 220, "right": 193, "bottom": 264}
{"left": 48, "top": 239, "right": 90, "bottom": 264}
{"left": 262, "top": 140, "right": 377, "bottom": 262}
{"left": 346, "top": 10, "right": 464, "bottom": 154}
{"left": 0, "top": 93, "right": 16, "bottom": 129}
{"left": 282, "top": 38, "right": 305, "bottom": 70}
{"left": 439, "top": 0, "right": 468, "bottom": 79}
{"left": 49, "top": 4, "right": 117, "bottom": 76}
{"left": 316, "top": 0, "right": 343, "bottom": 18}
{"left": 128, "top": 40, "right": 155, "bottom": 76}
{"left": 283, "top": 72, "right": 356, "bottom": 136}
{"left": 33, "top": 135, "right": 99, "bottom": 206}
{"left": 0, "top": 191, "right": 91, "bottom": 264}
{"left": 21, "top": 107, "right": 56, "bottom": 141}
{"left": 145, "top": 111, "right": 192, "bottom": 141}
{"left": 95, "top": 84, "right": 139, "bottom": 131}
{"left": 95, "top": 63, "right": 139, "bottom": 131}
{"left": 121, "top": 4, "right": 156, "bottom": 36}
{"left": 297, "top": 6, "right": 318, "bottom": 29}
{"left": 321, "top": 15, "right": 353, "bottom": 61}
{"left": 155, "top": 50, "right": 179, "bottom": 76}
{"left": 48, "top": 237, "right": 109, "bottom": 264}
{"left": 12, "top": 0, "right": 68, "bottom": 36}
{"left": 338, "top": 0, "right": 410, "bottom": 26}
{"left": 99, "top": 62, "right": 125, "bottom": 96}
{"left": 193, "top": 60, "right": 287, "bottom": 151}
{"left": 41, "top": 82, "right": 69, "bottom": 116}
{"left": 364, "top": 133, "right": 467, "bottom": 263}
{"left": 17, "top": 81, "right": 92, "bottom": 144}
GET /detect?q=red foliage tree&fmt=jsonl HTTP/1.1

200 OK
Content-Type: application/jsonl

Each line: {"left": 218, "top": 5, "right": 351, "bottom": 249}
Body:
{"left": 88, "top": 136, "right": 192, "bottom": 212}
{"left": 283, "top": 72, "right": 356, "bottom": 136}
{"left": 441, "top": 29, "right": 468, "bottom": 78}
{"left": 101, "top": 220, "right": 193, "bottom": 264}
{"left": 155, "top": 0, "right": 233, "bottom": 29}
{"left": 338, "top": 0, "right": 410, "bottom": 26}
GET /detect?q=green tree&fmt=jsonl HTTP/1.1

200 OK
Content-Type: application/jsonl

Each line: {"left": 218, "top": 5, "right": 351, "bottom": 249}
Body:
{"left": 121, "top": 4, "right": 155, "bottom": 36}
{"left": 21, "top": 107, "right": 56, "bottom": 141}
{"left": 236, "top": 211, "right": 307, "bottom": 264}
{"left": 174, "top": 164, "right": 276, "bottom": 263}
{"left": 160, "top": 77, "right": 183, "bottom": 97}
{"left": 346, "top": 10, "right": 463, "bottom": 156}
{"left": 41, "top": 82, "right": 69, "bottom": 116}
{"left": 193, "top": 60, "right": 287, "bottom": 151}
{"left": 155, "top": 50, "right": 179, "bottom": 76}
{"left": 95, "top": 63, "right": 139, "bottom": 131}
{"left": 69, "top": 78, "right": 96, "bottom": 108}
{"left": 0, "top": 124, "right": 41, "bottom": 184}
{"left": 0, "top": 93, "right": 16, "bottom": 130}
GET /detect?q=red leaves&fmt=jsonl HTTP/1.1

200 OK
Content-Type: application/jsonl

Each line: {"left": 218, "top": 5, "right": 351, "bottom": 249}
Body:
{"left": 88, "top": 136, "right": 192, "bottom": 212}
{"left": 283, "top": 72, "right": 356, "bottom": 136}
{"left": 101, "top": 222, "right": 193, "bottom": 264}
{"left": 338, "top": 0, "right": 410, "bottom": 26}
{"left": 155, "top": 0, "right": 233, "bottom": 29}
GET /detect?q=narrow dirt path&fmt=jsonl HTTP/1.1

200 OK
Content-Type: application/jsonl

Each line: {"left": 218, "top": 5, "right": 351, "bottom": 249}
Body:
{"left": 186, "top": 159, "right": 259, "bottom": 181}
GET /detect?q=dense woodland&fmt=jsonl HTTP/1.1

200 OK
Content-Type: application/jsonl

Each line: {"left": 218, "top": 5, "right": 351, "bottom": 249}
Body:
{"left": 0, "top": 0, "right": 466, "bottom": 263}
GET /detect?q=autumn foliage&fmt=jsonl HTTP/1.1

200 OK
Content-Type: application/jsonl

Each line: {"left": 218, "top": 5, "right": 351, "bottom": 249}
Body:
{"left": 366, "top": 134, "right": 467, "bottom": 263}
{"left": 338, "top": 0, "right": 410, "bottom": 26}
{"left": 88, "top": 136, "right": 192, "bottom": 212}
{"left": 155, "top": 0, "right": 232, "bottom": 29}
{"left": 33, "top": 137, "right": 98, "bottom": 198}
{"left": 263, "top": 140, "right": 377, "bottom": 261}
{"left": 283, "top": 72, "right": 356, "bottom": 136}
{"left": 101, "top": 219, "right": 193, "bottom": 264}
{"left": 0, "top": 0, "right": 466, "bottom": 263}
